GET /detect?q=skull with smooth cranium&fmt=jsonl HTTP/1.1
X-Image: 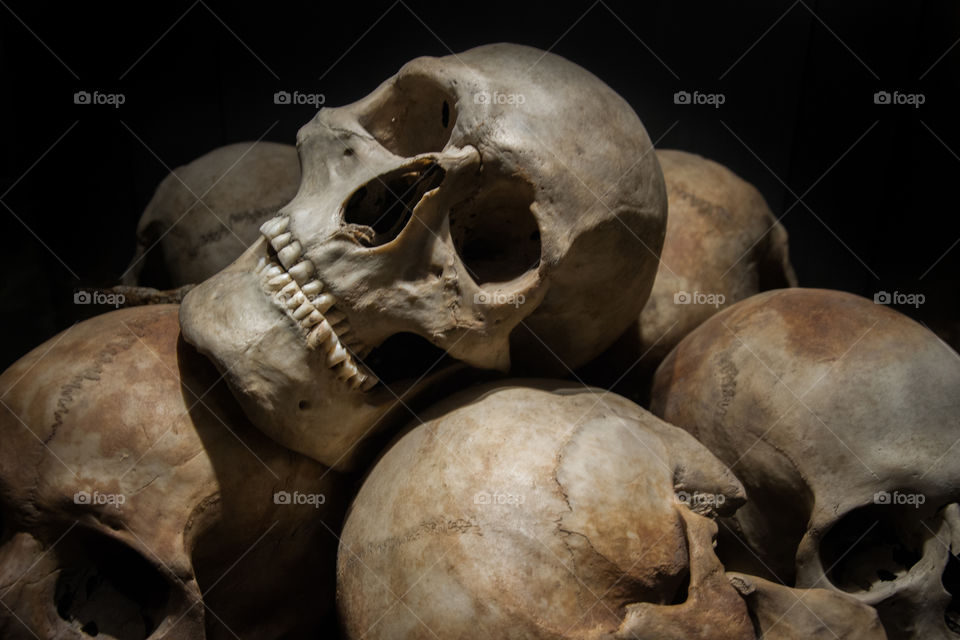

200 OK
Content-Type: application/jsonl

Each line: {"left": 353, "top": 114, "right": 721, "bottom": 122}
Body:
{"left": 180, "top": 43, "right": 667, "bottom": 469}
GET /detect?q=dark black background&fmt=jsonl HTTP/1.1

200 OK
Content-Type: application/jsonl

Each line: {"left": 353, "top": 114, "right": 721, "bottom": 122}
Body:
{"left": 2, "top": 0, "right": 959, "bottom": 369}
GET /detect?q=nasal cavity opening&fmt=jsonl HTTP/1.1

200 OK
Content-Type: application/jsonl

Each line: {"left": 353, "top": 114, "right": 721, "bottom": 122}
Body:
{"left": 342, "top": 160, "right": 445, "bottom": 247}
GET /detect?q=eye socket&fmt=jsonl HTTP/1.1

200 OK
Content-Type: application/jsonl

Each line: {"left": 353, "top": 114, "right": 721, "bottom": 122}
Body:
{"left": 448, "top": 176, "right": 541, "bottom": 286}
{"left": 342, "top": 160, "right": 445, "bottom": 247}
{"left": 358, "top": 74, "right": 457, "bottom": 157}
{"left": 820, "top": 503, "right": 923, "bottom": 594}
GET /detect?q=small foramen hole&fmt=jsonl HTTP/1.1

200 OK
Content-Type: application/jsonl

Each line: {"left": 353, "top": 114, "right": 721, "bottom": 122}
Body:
{"left": 343, "top": 148, "right": 354, "bottom": 157}
{"left": 298, "top": 400, "right": 310, "bottom": 410}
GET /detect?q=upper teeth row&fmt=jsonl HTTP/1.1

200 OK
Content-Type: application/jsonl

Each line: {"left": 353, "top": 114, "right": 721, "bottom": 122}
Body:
{"left": 258, "top": 216, "right": 377, "bottom": 392}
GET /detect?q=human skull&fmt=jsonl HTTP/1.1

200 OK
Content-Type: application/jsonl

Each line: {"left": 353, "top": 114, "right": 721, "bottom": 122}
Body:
{"left": 124, "top": 141, "right": 300, "bottom": 288}
{"left": 180, "top": 43, "right": 667, "bottom": 469}
{"left": 580, "top": 149, "right": 796, "bottom": 396}
{"left": 337, "top": 381, "right": 754, "bottom": 639}
{"left": 638, "top": 149, "right": 796, "bottom": 364}
{"left": 651, "top": 288, "right": 960, "bottom": 639}
{"left": 0, "top": 305, "right": 342, "bottom": 639}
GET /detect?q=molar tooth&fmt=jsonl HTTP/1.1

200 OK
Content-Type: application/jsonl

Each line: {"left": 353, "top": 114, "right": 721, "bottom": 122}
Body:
{"left": 268, "top": 272, "right": 292, "bottom": 288}
{"left": 348, "top": 373, "right": 364, "bottom": 390}
{"left": 306, "top": 320, "right": 333, "bottom": 350}
{"left": 288, "top": 260, "right": 314, "bottom": 284}
{"left": 327, "top": 342, "right": 349, "bottom": 367}
{"left": 255, "top": 257, "right": 266, "bottom": 273}
{"left": 301, "top": 280, "right": 323, "bottom": 298}
{"left": 278, "top": 241, "right": 302, "bottom": 268}
{"left": 313, "top": 293, "right": 336, "bottom": 314}
{"left": 264, "top": 264, "right": 283, "bottom": 278}
{"left": 260, "top": 216, "right": 289, "bottom": 239}
{"left": 293, "top": 301, "right": 314, "bottom": 320}
{"left": 360, "top": 374, "right": 379, "bottom": 391}
{"left": 270, "top": 232, "right": 292, "bottom": 251}
{"left": 302, "top": 309, "right": 323, "bottom": 327}
{"left": 280, "top": 282, "right": 299, "bottom": 299}
{"left": 337, "top": 361, "right": 359, "bottom": 381}
{"left": 286, "top": 292, "right": 305, "bottom": 310}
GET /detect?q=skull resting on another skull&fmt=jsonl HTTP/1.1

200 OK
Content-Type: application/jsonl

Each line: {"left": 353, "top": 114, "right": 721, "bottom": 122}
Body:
{"left": 652, "top": 288, "right": 960, "bottom": 639}
{"left": 0, "top": 306, "right": 342, "bottom": 639}
{"left": 337, "top": 381, "right": 885, "bottom": 639}
{"left": 180, "top": 43, "right": 668, "bottom": 470}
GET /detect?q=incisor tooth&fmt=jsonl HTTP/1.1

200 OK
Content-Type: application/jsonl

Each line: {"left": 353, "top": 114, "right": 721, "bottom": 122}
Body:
{"left": 270, "top": 232, "right": 292, "bottom": 250}
{"left": 293, "top": 301, "right": 313, "bottom": 320}
{"left": 288, "top": 260, "right": 314, "bottom": 284}
{"left": 301, "top": 280, "right": 323, "bottom": 298}
{"left": 327, "top": 343, "right": 349, "bottom": 367}
{"left": 278, "top": 241, "right": 302, "bottom": 268}
{"left": 314, "top": 293, "right": 335, "bottom": 313}
{"left": 260, "top": 217, "right": 289, "bottom": 239}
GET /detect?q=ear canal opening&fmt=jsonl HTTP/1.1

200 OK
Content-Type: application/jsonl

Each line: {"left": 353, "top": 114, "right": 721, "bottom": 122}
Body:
{"left": 358, "top": 74, "right": 457, "bottom": 157}
{"left": 448, "top": 176, "right": 540, "bottom": 286}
